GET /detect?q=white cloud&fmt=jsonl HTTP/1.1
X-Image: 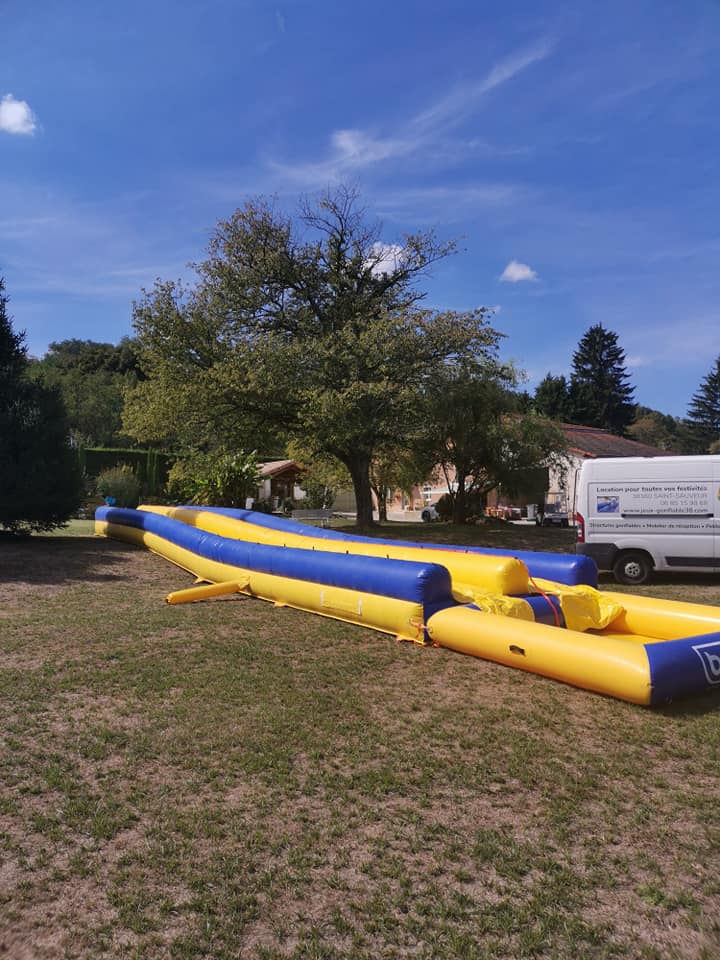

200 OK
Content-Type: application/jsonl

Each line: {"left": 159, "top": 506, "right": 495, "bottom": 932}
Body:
{"left": 625, "top": 354, "right": 650, "bottom": 368}
{"left": 499, "top": 260, "right": 539, "bottom": 283}
{"left": 374, "top": 183, "right": 521, "bottom": 225}
{"left": 331, "top": 128, "right": 412, "bottom": 166}
{"left": 269, "top": 128, "right": 415, "bottom": 186}
{"left": 412, "top": 40, "right": 553, "bottom": 132}
{"left": 367, "top": 242, "right": 404, "bottom": 276}
{"left": 0, "top": 94, "right": 37, "bottom": 135}
{"left": 269, "top": 39, "right": 551, "bottom": 186}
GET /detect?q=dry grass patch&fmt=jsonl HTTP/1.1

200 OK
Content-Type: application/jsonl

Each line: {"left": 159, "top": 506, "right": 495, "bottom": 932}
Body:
{"left": 1, "top": 528, "right": 719, "bottom": 959}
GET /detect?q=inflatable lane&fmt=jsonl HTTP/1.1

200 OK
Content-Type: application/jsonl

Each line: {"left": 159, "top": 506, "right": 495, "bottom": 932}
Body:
{"left": 181, "top": 504, "right": 599, "bottom": 587}
{"left": 96, "top": 506, "right": 720, "bottom": 706}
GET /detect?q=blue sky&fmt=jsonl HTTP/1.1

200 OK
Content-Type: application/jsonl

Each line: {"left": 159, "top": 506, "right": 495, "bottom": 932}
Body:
{"left": 2, "top": 0, "right": 719, "bottom": 417}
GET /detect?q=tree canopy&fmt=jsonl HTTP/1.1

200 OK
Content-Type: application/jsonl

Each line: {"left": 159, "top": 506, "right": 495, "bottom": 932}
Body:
{"left": 29, "top": 337, "right": 143, "bottom": 447}
{"left": 627, "top": 406, "right": 686, "bottom": 451}
{"left": 534, "top": 373, "right": 571, "bottom": 421}
{"left": 0, "top": 278, "right": 81, "bottom": 532}
{"left": 412, "top": 359, "right": 566, "bottom": 523}
{"left": 125, "top": 186, "right": 502, "bottom": 526}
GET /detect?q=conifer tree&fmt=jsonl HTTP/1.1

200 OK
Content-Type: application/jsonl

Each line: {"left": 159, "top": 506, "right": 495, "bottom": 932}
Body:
{"left": 0, "top": 277, "right": 82, "bottom": 532}
{"left": 0, "top": 277, "right": 26, "bottom": 386}
{"left": 685, "top": 355, "right": 720, "bottom": 453}
{"left": 568, "top": 324, "right": 635, "bottom": 434}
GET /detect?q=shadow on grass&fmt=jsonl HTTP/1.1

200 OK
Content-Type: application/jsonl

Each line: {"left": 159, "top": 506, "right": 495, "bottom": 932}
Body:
{"left": 0, "top": 535, "right": 139, "bottom": 586}
{"left": 656, "top": 688, "right": 720, "bottom": 717}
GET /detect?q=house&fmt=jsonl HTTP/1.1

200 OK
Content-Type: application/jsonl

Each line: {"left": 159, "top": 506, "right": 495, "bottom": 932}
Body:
{"left": 255, "top": 460, "right": 304, "bottom": 509}
{"left": 491, "top": 424, "right": 678, "bottom": 518}
{"left": 385, "top": 425, "right": 678, "bottom": 519}
{"left": 257, "top": 425, "right": 677, "bottom": 519}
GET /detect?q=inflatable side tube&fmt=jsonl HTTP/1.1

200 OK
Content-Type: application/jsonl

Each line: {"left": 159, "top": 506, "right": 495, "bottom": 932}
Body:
{"left": 96, "top": 506, "right": 455, "bottom": 611}
{"left": 98, "top": 521, "right": 429, "bottom": 641}
{"left": 184, "top": 505, "right": 597, "bottom": 588}
{"left": 426, "top": 604, "right": 653, "bottom": 705}
{"left": 646, "top": 632, "right": 720, "bottom": 705}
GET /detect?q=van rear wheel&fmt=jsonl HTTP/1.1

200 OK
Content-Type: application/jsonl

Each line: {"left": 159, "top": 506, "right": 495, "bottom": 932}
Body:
{"left": 613, "top": 551, "right": 652, "bottom": 586}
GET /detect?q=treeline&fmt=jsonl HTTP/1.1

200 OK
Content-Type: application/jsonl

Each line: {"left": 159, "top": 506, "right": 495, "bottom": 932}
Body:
{"left": 530, "top": 323, "right": 720, "bottom": 454}
{"left": 2, "top": 184, "right": 719, "bottom": 532}
{"left": 28, "top": 336, "right": 145, "bottom": 447}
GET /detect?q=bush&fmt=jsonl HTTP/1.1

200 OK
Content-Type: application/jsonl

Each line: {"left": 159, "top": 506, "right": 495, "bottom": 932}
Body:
{"left": 95, "top": 464, "right": 143, "bottom": 508}
{"left": 166, "top": 449, "right": 260, "bottom": 506}
{"left": 435, "top": 493, "right": 454, "bottom": 521}
{"left": 0, "top": 381, "right": 83, "bottom": 533}
{"left": 78, "top": 448, "right": 174, "bottom": 496}
{"left": 298, "top": 478, "right": 336, "bottom": 510}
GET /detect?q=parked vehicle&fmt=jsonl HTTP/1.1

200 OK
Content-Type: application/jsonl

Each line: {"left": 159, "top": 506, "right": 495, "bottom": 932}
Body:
{"left": 536, "top": 502, "right": 569, "bottom": 527}
{"left": 575, "top": 455, "right": 720, "bottom": 584}
{"left": 421, "top": 504, "right": 439, "bottom": 522}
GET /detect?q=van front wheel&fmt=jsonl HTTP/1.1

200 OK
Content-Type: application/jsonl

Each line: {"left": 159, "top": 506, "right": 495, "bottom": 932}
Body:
{"left": 613, "top": 551, "right": 652, "bottom": 586}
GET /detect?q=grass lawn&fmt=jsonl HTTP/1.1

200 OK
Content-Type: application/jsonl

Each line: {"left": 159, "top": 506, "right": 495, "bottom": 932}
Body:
{"left": 1, "top": 521, "right": 719, "bottom": 958}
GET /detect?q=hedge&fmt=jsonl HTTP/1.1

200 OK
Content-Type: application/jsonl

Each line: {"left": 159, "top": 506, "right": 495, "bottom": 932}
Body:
{"left": 77, "top": 448, "right": 176, "bottom": 496}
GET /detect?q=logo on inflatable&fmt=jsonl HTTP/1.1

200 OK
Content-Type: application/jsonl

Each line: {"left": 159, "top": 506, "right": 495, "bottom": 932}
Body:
{"left": 692, "top": 640, "right": 720, "bottom": 685}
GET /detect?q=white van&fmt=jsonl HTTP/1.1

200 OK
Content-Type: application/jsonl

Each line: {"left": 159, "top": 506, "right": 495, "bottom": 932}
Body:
{"left": 575, "top": 456, "right": 720, "bottom": 584}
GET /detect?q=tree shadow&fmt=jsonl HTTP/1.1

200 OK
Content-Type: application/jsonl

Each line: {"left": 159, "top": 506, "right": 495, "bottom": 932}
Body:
{"left": 0, "top": 535, "right": 140, "bottom": 587}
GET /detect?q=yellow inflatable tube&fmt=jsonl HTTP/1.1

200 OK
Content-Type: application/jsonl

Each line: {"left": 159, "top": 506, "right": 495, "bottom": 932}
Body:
{"left": 602, "top": 591, "right": 720, "bottom": 642}
{"left": 139, "top": 504, "right": 531, "bottom": 599}
{"left": 97, "top": 520, "right": 425, "bottom": 642}
{"left": 426, "top": 604, "right": 653, "bottom": 705}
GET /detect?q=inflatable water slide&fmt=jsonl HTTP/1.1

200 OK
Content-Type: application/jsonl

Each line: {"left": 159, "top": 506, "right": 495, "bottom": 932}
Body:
{"left": 95, "top": 505, "right": 720, "bottom": 706}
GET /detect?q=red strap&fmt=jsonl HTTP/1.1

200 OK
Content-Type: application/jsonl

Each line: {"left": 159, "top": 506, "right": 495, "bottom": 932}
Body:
{"left": 528, "top": 575, "right": 561, "bottom": 628}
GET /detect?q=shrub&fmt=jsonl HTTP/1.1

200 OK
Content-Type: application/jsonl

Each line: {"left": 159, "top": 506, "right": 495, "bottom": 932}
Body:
{"left": 0, "top": 281, "right": 83, "bottom": 533}
{"left": 96, "top": 464, "right": 143, "bottom": 508}
{"left": 435, "top": 493, "right": 454, "bottom": 521}
{"left": 166, "top": 449, "right": 260, "bottom": 506}
{"left": 300, "top": 478, "right": 336, "bottom": 510}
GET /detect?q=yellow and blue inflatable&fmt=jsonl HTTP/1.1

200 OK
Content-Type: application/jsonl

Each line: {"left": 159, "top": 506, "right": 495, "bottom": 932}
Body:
{"left": 95, "top": 505, "right": 720, "bottom": 706}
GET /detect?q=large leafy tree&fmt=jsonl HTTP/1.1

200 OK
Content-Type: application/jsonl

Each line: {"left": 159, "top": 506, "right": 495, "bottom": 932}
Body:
{"left": 685, "top": 355, "right": 720, "bottom": 453}
{"left": 0, "top": 278, "right": 82, "bottom": 532}
{"left": 413, "top": 359, "right": 566, "bottom": 524}
{"left": 568, "top": 324, "right": 635, "bottom": 434}
{"left": 124, "top": 186, "right": 498, "bottom": 526}
{"left": 29, "top": 337, "right": 143, "bottom": 447}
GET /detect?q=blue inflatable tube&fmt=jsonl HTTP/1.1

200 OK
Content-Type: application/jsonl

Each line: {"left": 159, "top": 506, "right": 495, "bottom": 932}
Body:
{"left": 97, "top": 506, "right": 455, "bottom": 618}
{"left": 186, "top": 505, "right": 598, "bottom": 588}
{"left": 646, "top": 632, "right": 720, "bottom": 705}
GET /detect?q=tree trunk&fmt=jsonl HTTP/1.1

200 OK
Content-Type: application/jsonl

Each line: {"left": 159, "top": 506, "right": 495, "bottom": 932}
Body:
{"left": 346, "top": 452, "right": 376, "bottom": 528}
{"left": 371, "top": 483, "right": 388, "bottom": 522}
{"left": 452, "top": 473, "right": 467, "bottom": 524}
